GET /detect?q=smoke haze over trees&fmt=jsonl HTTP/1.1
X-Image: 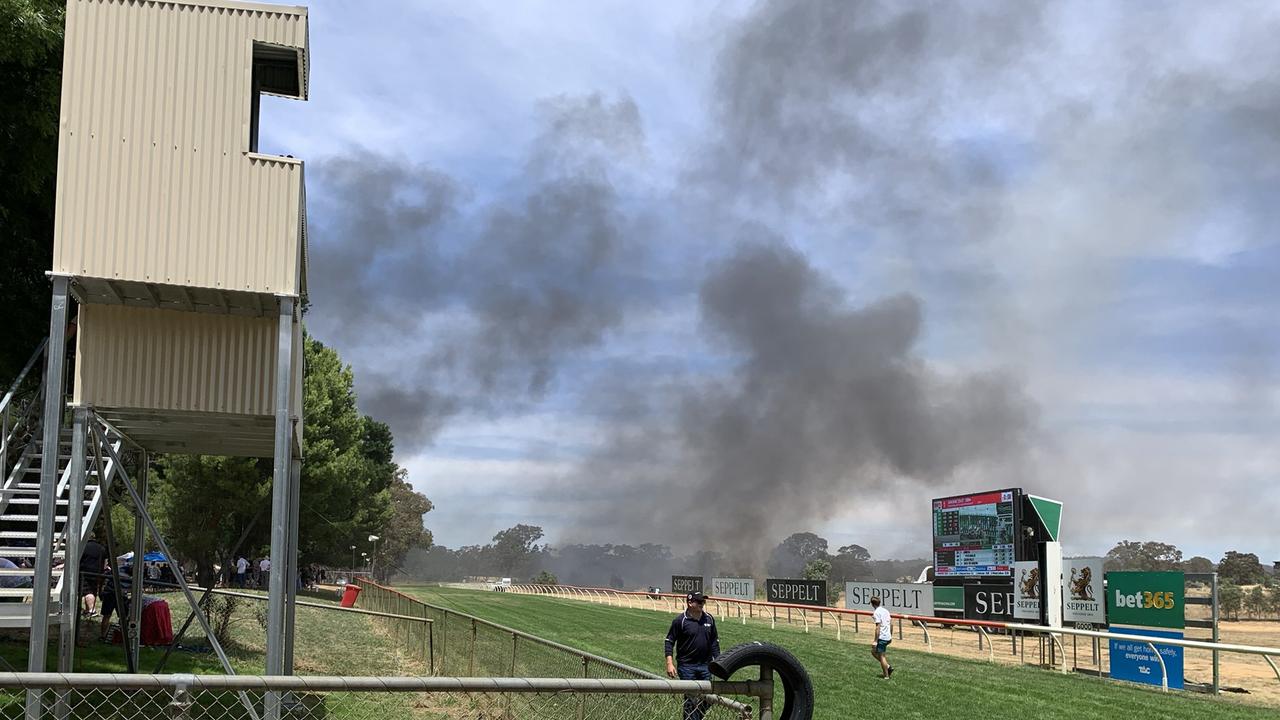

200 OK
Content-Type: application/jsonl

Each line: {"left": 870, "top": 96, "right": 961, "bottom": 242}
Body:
{"left": 397, "top": 525, "right": 927, "bottom": 590}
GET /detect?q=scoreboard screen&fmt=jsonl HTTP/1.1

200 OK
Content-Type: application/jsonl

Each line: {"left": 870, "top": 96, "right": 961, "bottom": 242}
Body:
{"left": 932, "top": 489, "right": 1017, "bottom": 577}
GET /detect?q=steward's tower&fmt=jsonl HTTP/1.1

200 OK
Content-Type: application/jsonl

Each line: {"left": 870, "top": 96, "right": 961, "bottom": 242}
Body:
{"left": 26, "top": 0, "right": 310, "bottom": 688}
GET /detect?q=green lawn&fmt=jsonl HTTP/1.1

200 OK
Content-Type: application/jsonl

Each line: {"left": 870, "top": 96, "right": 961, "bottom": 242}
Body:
{"left": 0, "top": 589, "right": 424, "bottom": 677}
{"left": 400, "top": 584, "right": 1277, "bottom": 720}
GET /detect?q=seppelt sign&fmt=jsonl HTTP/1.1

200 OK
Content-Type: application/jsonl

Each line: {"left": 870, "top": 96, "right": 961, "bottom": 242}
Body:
{"left": 1062, "top": 558, "right": 1106, "bottom": 625}
{"left": 963, "top": 582, "right": 1015, "bottom": 622}
{"left": 710, "top": 577, "right": 755, "bottom": 601}
{"left": 844, "top": 582, "right": 933, "bottom": 616}
{"left": 1013, "top": 560, "right": 1041, "bottom": 621}
{"left": 766, "top": 579, "right": 826, "bottom": 606}
{"left": 670, "top": 575, "right": 703, "bottom": 595}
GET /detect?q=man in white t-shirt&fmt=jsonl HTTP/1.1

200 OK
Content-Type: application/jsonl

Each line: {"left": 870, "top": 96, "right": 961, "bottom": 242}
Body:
{"left": 870, "top": 596, "right": 895, "bottom": 679}
{"left": 235, "top": 556, "right": 249, "bottom": 588}
{"left": 259, "top": 557, "right": 271, "bottom": 590}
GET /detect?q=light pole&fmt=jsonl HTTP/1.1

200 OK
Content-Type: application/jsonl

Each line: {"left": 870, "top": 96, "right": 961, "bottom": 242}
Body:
{"left": 368, "top": 534, "right": 380, "bottom": 580}
{"left": 349, "top": 544, "right": 356, "bottom": 582}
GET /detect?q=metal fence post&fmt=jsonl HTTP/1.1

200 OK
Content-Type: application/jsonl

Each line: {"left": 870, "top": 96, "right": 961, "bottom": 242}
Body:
{"left": 1211, "top": 573, "right": 1220, "bottom": 695}
{"left": 510, "top": 632, "right": 518, "bottom": 676}
{"left": 168, "top": 675, "right": 194, "bottom": 720}
{"left": 441, "top": 609, "right": 449, "bottom": 676}
{"left": 469, "top": 618, "right": 477, "bottom": 675}
{"left": 757, "top": 666, "right": 774, "bottom": 720}
{"left": 577, "top": 656, "right": 589, "bottom": 720}
{"left": 425, "top": 614, "right": 435, "bottom": 675}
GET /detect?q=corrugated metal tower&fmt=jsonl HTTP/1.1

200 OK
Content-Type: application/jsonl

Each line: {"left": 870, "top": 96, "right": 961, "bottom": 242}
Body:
{"left": 15, "top": 0, "right": 310, "bottom": 700}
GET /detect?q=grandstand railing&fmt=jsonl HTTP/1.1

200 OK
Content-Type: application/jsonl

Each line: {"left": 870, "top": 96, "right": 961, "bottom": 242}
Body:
{"left": 354, "top": 579, "right": 758, "bottom": 717}
{"left": 508, "top": 583, "right": 1280, "bottom": 694}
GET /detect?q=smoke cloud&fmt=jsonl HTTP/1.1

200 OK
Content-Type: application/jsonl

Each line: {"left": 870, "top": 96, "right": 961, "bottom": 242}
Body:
{"left": 307, "top": 0, "right": 1280, "bottom": 558}
{"left": 307, "top": 94, "right": 647, "bottom": 449}
{"left": 571, "top": 243, "right": 1031, "bottom": 563}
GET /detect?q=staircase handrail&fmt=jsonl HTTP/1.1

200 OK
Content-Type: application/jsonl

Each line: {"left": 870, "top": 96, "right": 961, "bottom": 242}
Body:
{"left": 0, "top": 338, "right": 48, "bottom": 416}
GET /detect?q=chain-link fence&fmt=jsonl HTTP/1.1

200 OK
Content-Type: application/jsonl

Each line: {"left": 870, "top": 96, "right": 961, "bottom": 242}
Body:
{"left": 1, "top": 674, "right": 762, "bottom": 720}
{"left": 354, "top": 581, "right": 693, "bottom": 683}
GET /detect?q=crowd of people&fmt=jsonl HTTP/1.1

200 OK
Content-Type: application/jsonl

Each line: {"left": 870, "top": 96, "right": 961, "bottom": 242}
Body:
{"left": 230, "top": 555, "right": 328, "bottom": 591}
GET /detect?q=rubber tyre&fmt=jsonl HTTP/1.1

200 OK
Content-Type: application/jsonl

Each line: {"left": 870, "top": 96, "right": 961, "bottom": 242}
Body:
{"left": 709, "top": 641, "right": 813, "bottom": 720}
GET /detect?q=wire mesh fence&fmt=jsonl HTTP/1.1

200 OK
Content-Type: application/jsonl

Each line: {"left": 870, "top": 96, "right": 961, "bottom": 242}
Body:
{"left": 354, "top": 581, "right": 687, "bottom": 683}
{"left": 1, "top": 675, "right": 758, "bottom": 720}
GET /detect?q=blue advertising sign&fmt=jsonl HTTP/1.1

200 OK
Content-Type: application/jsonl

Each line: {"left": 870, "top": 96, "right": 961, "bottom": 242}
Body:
{"left": 1109, "top": 627, "right": 1184, "bottom": 690}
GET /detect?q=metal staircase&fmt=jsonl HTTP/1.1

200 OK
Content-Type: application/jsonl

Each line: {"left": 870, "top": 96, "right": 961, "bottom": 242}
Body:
{"left": 0, "top": 341, "right": 124, "bottom": 628}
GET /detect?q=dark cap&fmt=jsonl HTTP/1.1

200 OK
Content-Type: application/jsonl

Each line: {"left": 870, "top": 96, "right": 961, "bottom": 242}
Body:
{"left": 686, "top": 592, "right": 707, "bottom": 603}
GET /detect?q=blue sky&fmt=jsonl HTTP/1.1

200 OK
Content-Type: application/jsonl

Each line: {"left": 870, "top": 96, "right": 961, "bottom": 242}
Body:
{"left": 261, "top": 0, "right": 1280, "bottom": 565}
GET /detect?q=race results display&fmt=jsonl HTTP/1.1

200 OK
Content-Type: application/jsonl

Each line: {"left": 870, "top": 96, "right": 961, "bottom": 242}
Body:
{"left": 933, "top": 489, "right": 1016, "bottom": 577}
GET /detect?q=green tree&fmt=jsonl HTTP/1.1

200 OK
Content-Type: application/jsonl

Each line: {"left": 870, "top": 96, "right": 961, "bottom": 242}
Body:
{"left": 1181, "top": 556, "right": 1215, "bottom": 575}
{"left": 767, "top": 532, "right": 829, "bottom": 577}
{"left": 0, "top": 0, "right": 64, "bottom": 379}
{"left": 1244, "top": 585, "right": 1268, "bottom": 619}
{"left": 149, "top": 335, "right": 399, "bottom": 579}
{"left": 533, "top": 570, "right": 558, "bottom": 585}
{"left": 150, "top": 455, "right": 269, "bottom": 586}
{"left": 376, "top": 468, "right": 433, "bottom": 582}
{"left": 830, "top": 544, "right": 872, "bottom": 584}
{"left": 802, "top": 558, "right": 838, "bottom": 606}
{"left": 1219, "top": 583, "right": 1243, "bottom": 621}
{"left": 1217, "top": 551, "right": 1265, "bottom": 586}
{"left": 491, "top": 524, "right": 544, "bottom": 576}
{"left": 1103, "top": 541, "right": 1183, "bottom": 572}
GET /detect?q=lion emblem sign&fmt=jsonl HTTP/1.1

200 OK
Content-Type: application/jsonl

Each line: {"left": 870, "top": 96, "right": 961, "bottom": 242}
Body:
{"left": 1070, "top": 566, "right": 1094, "bottom": 601}
{"left": 1019, "top": 567, "right": 1040, "bottom": 599}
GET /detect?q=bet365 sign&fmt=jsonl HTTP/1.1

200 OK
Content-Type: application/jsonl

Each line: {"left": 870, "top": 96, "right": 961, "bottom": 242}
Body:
{"left": 1106, "top": 572, "right": 1184, "bottom": 629}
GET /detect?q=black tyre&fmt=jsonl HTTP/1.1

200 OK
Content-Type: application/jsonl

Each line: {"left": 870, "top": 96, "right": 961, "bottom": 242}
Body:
{"left": 709, "top": 641, "right": 813, "bottom": 720}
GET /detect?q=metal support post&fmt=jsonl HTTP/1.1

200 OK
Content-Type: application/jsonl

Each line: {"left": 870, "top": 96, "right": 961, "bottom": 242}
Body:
{"left": 265, "top": 296, "right": 295, "bottom": 683}
{"left": 427, "top": 621, "right": 435, "bottom": 674}
{"left": 56, "top": 407, "right": 89, "bottom": 672}
{"left": 128, "top": 451, "right": 148, "bottom": 671}
{"left": 469, "top": 618, "right": 477, "bottom": 675}
{"left": 27, "top": 275, "right": 69, "bottom": 720}
{"left": 757, "top": 666, "right": 774, "bottom": 720}
{"left": 1211, "top": 573, "right": 1220, "bottom": 694}
{"left": 89, "top": 422, "right": 259, "bottom": 720}
{"left": 98, "top": 486, "right": 135, "bottom": 673}
{"left": 282, "top": 457, "right": 302, "bottom": 674}
{"left": 153, "top": 509, "right": 263, "bottom": 673}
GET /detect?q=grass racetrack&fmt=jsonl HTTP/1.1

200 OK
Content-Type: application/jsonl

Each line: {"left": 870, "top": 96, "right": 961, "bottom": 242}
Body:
{"left": 401, "top": 584, "right": 1277, "bottom": 720}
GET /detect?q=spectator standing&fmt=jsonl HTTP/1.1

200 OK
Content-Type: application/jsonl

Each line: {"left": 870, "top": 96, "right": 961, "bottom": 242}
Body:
{"left": 79, "top": 534, "right": 108, "bottom": 616}
{"left": 663, "top": 592, "right": 719, "bottom": 720}
{"left": 259, "top": 556, "right": 271, "bottom": 589}
{"left": 870, "top": 596, "right": 895, "bottom": 680}
{"left": 99, "top": 564, "right": 132, "bottom": 641}
{"left": 235, "top": 556, "right": 249, "bottom": 588}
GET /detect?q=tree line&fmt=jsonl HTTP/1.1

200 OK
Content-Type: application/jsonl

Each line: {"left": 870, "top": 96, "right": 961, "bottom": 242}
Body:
{"left": 1102, "top": 541, "right": 1274, "bottom": 585}
{"left": 1103, "top": 541, "right": 1279, "bottom": 622}
{"left": 399, "top": 528, "right": 928, "bottom": 590}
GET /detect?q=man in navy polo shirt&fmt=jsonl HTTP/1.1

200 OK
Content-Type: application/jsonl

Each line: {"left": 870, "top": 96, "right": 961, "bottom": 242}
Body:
{"left": 664, "top": 591, "right": 720, "bottom": 720}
